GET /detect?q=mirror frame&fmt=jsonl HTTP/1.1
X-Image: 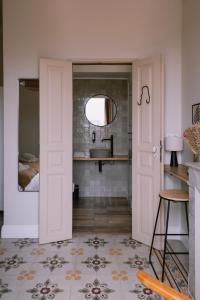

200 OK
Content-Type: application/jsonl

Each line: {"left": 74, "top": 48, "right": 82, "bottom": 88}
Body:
{"left": 84, "top": 94, "right": 117, "bottom": 127}
{"left": 18, "top": 78, "right": 39, "bottom": 192}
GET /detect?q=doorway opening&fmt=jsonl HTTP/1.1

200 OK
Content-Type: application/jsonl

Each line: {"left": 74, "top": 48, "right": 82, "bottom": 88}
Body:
{"left": 39, "top": 56, "right": 163, "bottom": 246}
{"left": 72, "top": 63, "right": 132, "bottom": 232}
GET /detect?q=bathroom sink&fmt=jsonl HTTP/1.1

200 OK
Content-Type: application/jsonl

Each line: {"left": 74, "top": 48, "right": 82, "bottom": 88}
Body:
{"left": 90, "top": 148, "right": 111, "bottom": 158}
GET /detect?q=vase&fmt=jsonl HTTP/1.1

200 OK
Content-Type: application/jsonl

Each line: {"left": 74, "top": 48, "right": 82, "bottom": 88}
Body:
{"left": 194, "top": 153, "right": 200, "bottom": 162}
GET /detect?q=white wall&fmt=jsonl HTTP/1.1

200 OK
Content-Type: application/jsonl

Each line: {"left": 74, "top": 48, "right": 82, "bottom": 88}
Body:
{"left": 2, "top": 0, "right": 182, "bottom": 237}
{"left": 181, "top": 0, "right": 200, "bottom": 250}
{"left": 0, "top": 87, "right": 3, "bottom": 210}
{"left": 182, "top": 0, "right": 200, "bottom": 162}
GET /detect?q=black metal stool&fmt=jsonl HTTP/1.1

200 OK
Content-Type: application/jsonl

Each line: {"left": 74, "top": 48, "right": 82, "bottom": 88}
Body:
{"left": 149, "top": 189, "right": 189, "bottom": 282}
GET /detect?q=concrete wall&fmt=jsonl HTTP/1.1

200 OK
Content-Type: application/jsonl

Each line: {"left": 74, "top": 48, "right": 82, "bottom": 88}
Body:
{"left": 2, "top": 0, "right": 182, "bottom": 237}
{"left": 73, "top": 77, "right": 129, "bottom": 197}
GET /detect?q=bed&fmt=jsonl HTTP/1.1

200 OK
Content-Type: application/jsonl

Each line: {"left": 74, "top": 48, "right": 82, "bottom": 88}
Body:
{"left": 18, "top": 161, "right": 39, "bottom": 191}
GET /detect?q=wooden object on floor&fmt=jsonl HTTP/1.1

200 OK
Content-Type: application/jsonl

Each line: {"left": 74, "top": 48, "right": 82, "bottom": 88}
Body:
{"left": 159, "top": 189, "right": 189, "bottom": 202}
{"left": 164, "top": 164, "right": 188, "bottom": 183}
{"left": 137, "top": 271, "right": 191, "bottom": 300}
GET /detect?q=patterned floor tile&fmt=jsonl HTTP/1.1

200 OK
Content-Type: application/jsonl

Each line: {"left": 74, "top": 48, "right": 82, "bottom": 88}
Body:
{"left": 21, "top": 246, "right": 50, "bottom": 263}
{"left": 17, "top": 275, "right": 71, "bottom": 300}
{"left": 12, "top": 238, "right": 38, "bottom": 251}
{"left": 77, "top": 253, "right": 118, "bottom": 276}
{"left": 83, "top": 235, "right": 110, "bottom": 250}
{"left": 76, "top": 233, "right": 98, "bottom": 244}
{"left": 29, "top": 260, "right": 76, "bottom": 278}
{"left": 0, "top": 233, "right": 188, "bottom": 299}
{"left": 123, "top": 288, "right": 161, "bottom": 300}
{"left": 0, "top": 254, "right": 33, "bottom": 276}
{"left": 96, "top": 250, "right": 124, "bottom": 268}
{"left": 0, "top": 239, "right": 22, "bottom": 258}
{"left": 0, "top": 274, "right": 22, "bottom": 300}
{"left": 70, "top": 275, "right": 124, "bottom": 300}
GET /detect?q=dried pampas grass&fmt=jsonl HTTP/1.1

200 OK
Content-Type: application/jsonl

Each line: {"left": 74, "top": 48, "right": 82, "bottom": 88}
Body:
{"left": 183, "top": 122, "right": 200, "bottom": 154}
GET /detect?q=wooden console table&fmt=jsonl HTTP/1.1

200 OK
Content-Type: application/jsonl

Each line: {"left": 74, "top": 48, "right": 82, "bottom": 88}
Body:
{"left": 164, "top": 164, "right": 189, "bottom": 184}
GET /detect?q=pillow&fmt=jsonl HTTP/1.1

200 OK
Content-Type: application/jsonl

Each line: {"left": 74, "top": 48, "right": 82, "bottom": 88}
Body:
{"left": 18, "top": 162, "right": 29, "bottom": 172}
{"left": 20, "top": 153, "right": 38, "bottom": 162}
{"left": 18, "top": 164, "right": 39, "bottom": 189}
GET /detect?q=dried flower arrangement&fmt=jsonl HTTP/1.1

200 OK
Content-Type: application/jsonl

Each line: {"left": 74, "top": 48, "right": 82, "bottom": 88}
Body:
{"left": 183, "top": 122, "right": 200, "bottom": 156}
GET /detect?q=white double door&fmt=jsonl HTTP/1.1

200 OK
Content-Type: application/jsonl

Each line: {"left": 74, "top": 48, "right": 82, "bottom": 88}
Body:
{"left": 39, "top": 57, "right": 163, "bottom": 245}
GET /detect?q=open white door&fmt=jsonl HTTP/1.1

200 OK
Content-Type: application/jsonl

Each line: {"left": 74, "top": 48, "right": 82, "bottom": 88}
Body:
{"left": 39, "top": 58, "right": 72, "bottom": 244}
{"left": 132, "top": 56, "right": 163, "bottom": 246}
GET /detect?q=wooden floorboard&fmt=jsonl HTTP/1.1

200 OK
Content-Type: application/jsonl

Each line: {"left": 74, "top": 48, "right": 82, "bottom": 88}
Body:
{"left": 73, "top": 197, "right": 132, "bottom": 233}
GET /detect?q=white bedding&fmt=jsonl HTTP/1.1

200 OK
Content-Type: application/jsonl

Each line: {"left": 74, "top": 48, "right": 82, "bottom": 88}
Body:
{"left": 20, "top": 173, "right": 73, "bottom": 192}
{"left": 24, "top": 173, "right": 39, "bottom": 192}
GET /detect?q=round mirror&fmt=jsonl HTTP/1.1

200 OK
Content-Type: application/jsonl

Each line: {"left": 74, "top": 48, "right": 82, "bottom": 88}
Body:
{"left": 85, "top": 94, "right": 117, "bottom": 127}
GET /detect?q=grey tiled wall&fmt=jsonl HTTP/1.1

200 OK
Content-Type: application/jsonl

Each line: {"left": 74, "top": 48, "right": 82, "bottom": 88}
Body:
{"left": 73, "top": 78, "right": 129, "bottom": 197}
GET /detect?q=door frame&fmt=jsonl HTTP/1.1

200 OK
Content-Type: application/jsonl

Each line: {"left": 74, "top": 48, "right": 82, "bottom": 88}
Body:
{"left": 39, "top": 56, "right": 165, "bottom": 240}
{"left": 70, "top": 56, "right": 165, "bottom": 227}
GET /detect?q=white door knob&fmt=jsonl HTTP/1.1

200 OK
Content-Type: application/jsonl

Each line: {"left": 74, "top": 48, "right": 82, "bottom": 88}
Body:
{"left": 152, "top": 146, "right": 158, "bottom": 158}
{"left": 152, "top": 146, "right": 157, "bottom": 153}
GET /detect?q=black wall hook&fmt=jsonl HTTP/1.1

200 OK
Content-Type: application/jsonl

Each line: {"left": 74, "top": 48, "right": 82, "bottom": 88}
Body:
{"left": 137, "top": 85, "right": 151, "bottom": 106}
{"left": 92, "top": 131, "right": 96, "bottom": 143}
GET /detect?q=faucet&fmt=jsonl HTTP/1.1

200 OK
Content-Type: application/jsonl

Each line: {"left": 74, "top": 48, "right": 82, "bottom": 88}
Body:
{"left": 101, "top": 134, "right": 113, "bottom": 157}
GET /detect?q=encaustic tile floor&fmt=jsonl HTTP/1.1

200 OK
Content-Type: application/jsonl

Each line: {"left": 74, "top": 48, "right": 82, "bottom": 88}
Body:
{"left": 0, "top": 233, "right": 189, "bottom": 300}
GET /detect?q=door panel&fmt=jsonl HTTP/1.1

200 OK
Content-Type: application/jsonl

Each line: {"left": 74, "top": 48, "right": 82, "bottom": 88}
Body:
{"left": 39, "top": 58, "right": 72, "bottom": 244}
{"left": 132, "top": 56, "right": 163, "bottom": 246}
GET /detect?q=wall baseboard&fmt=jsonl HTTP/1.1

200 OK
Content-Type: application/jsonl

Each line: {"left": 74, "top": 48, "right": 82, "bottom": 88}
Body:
{"left": 1, "top": 225, "right": 38, "bottom": 238}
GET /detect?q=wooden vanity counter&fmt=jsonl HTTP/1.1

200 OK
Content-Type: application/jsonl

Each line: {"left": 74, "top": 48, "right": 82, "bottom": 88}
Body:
{"left": 73, "top": 156, "right": 129, "bottom": 161}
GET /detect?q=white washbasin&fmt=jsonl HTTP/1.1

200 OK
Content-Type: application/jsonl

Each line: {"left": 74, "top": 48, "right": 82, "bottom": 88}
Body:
{"left": 90, "top": 148, "right": 111, "bottom": 158}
